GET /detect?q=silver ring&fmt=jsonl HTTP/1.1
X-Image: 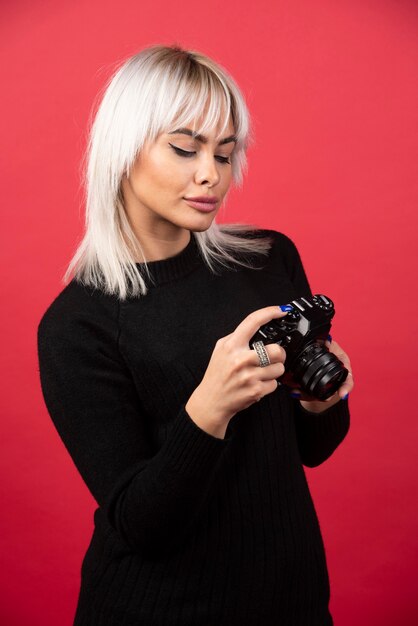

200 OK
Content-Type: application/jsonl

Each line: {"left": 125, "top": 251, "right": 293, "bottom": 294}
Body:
{"left": 251, "top": 340, "right": 271, "bottom": 367}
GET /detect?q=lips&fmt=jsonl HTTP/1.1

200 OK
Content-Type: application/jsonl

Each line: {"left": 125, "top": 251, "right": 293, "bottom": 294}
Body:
{"left": 184, "top": 196, "right": 219, "bottom": 203}
{"left": 183, "top": 198, "right": 218, "bottom": 212}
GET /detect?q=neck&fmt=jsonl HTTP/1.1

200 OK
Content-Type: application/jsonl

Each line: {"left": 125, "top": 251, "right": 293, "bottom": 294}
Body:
{"left": 123, "top": 228, "right": 192, "bottom": 264}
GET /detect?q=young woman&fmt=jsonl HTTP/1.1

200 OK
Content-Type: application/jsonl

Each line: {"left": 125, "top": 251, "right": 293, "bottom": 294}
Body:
{"left": 37, "top": 44, "right": 354, "bottom": 625}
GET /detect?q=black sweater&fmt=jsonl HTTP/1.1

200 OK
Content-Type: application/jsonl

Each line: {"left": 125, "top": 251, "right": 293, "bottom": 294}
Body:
{"left": 37, "top": 229, "right": 350, "bottom": 626}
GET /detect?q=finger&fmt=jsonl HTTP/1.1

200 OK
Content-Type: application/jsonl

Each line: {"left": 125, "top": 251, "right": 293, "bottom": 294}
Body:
{"left": 328, "top": 340, "right": 347, "bottom": 363}
{"left": 248, "top": 342, "right": 286, "bottom": 366}
{"left": 336, "top": 370, "right": 354, "bottom": 399}
{"left": 232, "top": 306, "right": 290, "bottom": 347}
{"left": 337, "top": 353, "right": 352, "bottom": 375}
{"left": 258, "top": 361, "right": 286, "bottom": 381}
{"left": 327, "top": 344, "right": 354, "bottom": 399}
{"left": 327, "top": 340, "right": 353, "bottom": 377}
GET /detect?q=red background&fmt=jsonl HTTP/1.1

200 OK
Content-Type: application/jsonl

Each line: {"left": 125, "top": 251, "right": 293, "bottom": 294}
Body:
{"left": 1, "top": 1, "right": 417, "bottom": 624}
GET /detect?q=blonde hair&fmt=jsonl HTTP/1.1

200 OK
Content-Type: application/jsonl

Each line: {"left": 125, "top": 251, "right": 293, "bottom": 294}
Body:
{"left": 63, "top": 43, "right": 274, "bottom": 300}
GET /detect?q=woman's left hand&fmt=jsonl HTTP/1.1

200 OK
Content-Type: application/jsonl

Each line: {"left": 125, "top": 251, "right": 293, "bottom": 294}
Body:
{"left": 287, "top": 338, "right": 354, "bottom": 413}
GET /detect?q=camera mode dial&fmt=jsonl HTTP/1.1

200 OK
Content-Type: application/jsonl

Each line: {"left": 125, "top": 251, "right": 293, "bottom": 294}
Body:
{"left": 285, "top": 308, "right": 301, "bottom": 321}
{"left": 312, "top": 294, "right": 334, "bottom": 311}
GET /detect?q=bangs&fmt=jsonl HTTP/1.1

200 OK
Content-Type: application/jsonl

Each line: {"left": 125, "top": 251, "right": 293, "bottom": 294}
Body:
{"left": 154, "top": 61, "right": 236, "bottom": 145}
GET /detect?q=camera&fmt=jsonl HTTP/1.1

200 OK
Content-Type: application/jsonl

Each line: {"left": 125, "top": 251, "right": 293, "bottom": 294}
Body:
{"left": 249, "top": 294, "right": 348, "bottom": 401}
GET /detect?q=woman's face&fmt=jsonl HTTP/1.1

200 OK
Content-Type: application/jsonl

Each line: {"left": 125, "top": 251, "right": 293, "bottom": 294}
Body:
{"left": 120, "top": 113, "right": 236, "bottom": 251}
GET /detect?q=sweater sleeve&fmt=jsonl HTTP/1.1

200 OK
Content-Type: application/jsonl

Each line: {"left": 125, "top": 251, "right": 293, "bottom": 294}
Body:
{"left": 37, "top": 286, "right": 232, "bottom": 559}
{"left": 272, "top": 230, "right": 351, "bottom": 467}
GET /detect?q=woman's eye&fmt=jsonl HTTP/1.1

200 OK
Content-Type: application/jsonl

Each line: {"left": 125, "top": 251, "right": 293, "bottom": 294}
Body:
{"left": 169, "top": 144, "right": 230, "bottom": 164}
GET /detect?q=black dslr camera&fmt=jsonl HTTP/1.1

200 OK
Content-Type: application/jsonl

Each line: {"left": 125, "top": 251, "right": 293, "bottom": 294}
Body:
{"left": 249, "top": 294, "right": 348, "bottom": 401}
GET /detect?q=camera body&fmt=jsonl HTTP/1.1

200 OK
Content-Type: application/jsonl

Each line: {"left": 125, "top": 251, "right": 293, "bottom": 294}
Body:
{"left": 249, "top": 294, "right": 348, "bottom": 401}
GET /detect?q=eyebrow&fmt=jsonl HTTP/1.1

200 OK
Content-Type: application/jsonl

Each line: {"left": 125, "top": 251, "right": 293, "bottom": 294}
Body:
{"left": 167, "top": 127, "right": 237, "bottom": 145}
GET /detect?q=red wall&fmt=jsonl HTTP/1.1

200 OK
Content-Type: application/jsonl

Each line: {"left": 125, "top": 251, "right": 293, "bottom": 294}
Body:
{"left": 1, "top": 1, "right": 417, "bottom": 624}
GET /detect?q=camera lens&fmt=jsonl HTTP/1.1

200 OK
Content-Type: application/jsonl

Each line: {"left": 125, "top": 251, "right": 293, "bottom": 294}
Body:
{"left": 292, "top": 342, "right": 348, "bottom": 401}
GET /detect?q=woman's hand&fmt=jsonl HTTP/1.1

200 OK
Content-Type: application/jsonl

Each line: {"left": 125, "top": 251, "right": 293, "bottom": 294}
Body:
{"left": 186, "top": 306, "right": 289, "bottom": 437}
{"left": 288, "top": 338, "right": 354, "bottom": 413}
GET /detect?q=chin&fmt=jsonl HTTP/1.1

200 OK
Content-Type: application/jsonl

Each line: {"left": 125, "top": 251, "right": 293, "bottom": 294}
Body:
{"left": 179, "top": 212, "right": 216, "bottom": 229}
{"left": 188, "top": 218, "right": 216, "bottom": 232}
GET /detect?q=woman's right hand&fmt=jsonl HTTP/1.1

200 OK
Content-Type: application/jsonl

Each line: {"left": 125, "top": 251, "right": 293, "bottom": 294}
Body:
{"left": 185, "top": 306, "right": 289, "bottom": 438}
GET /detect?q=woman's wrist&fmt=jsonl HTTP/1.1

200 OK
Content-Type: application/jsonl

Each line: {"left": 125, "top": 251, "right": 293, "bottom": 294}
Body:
{"left": 185, "top": 394, "right": 229, "bottom": 439}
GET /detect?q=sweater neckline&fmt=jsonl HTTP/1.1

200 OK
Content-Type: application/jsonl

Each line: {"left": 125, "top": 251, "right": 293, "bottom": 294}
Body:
{"left": 135, "top": 233, "right": 202, "bottom": 286}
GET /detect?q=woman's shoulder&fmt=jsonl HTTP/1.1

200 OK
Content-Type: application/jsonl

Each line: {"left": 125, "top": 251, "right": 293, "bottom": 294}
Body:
{"left": 223, "top": 224, "right": 298, "bottom": 245}
{"left": 256, "top": 227, "right": 299, "bottom": 247}
{"left": 37, "top": 278, "right": 119, "bottom": 344}
{"left": 225, "top": 225, "right": 301, "bottom": 260}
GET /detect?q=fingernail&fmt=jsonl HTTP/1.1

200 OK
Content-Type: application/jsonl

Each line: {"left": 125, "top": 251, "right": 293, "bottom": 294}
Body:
{"left": 327, "top": 334, "right": 332, "bottom": 342}
{"left": 279, "top": 305, "right": 293, "bottom": 312}
{"left": 290, "top": 390, "right": 301, "bottom": 398}
{"left": 342, "top": 393, "right": 349, "bottom": 400}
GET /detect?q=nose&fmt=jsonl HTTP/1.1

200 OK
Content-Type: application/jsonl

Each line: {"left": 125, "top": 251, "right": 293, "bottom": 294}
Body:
{"left": 194, "top": 153, "right": 221, "bottom": 187}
